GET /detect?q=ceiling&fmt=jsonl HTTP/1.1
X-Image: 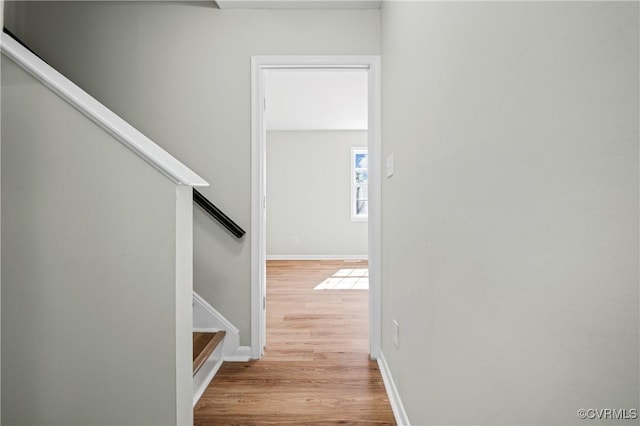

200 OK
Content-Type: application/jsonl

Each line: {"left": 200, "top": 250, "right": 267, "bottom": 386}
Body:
{"left": 265, "top": 69, "right": 368, "bottom": 131}
{"left": 214, "top": 0, "right": 381, "bottom": 9}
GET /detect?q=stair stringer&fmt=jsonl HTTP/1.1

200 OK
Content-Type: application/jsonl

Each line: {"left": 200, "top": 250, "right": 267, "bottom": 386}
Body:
{"left": 193, "top": 336, "right": 224, "bottom": 407}
{"left": 193, "top": 291, "right": 252, "bottom": 361}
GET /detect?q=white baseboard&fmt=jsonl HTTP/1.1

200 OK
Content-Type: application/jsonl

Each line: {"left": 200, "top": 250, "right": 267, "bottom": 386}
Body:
{"left": 224, "top": 346, "right": 252, "bottom": 362}
{"left": 266, "top": 255, "right": 368, "bottom": 260}
{"left": 377, "top": 352, "right": 410, "bottom": 426}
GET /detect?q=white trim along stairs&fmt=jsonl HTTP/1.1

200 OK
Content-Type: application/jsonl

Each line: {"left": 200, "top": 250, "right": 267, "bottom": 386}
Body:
{"left": 193, "top": 331, "right": 225, "bottom": 407}
{"left": 1, "top": 32, "right": 208, "bottom": 187}
{"left": 192, "top": 292, "right": 251, "bottom": 405}
{"left": 193, "top": 291, "right": 252, "bottom": 362}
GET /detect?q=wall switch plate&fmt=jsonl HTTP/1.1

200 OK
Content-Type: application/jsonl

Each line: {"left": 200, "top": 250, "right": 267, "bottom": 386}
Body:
{"left": 386, "top": 153, "right": 394, "bottom": 178}
{"left": 393, "top": 319, "right": 399, "bottom": 349}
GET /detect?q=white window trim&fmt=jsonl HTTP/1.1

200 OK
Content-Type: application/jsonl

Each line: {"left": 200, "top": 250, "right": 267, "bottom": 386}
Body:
{"left": 351, "top": 147, "right": 368, "bottom": 221}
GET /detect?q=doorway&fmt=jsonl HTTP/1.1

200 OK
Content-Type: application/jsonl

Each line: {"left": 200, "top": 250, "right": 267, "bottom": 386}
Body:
{"left": 251, "top": 56, "right": 381, "bottom": 360}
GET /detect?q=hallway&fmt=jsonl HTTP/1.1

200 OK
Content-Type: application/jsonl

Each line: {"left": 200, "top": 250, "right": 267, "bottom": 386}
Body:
{"left": 194, "top": 260, "right": 395, "bottom": 424}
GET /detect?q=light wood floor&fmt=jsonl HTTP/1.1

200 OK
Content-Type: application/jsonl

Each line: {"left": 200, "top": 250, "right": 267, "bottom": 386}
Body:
{"left": 194, "top": 260, "right": 395, "bottom": 425}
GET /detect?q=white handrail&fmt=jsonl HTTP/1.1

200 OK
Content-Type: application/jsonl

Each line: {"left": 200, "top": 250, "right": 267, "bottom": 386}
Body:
{"left": 1, "top": 33, "right": 208, "bottom": 187}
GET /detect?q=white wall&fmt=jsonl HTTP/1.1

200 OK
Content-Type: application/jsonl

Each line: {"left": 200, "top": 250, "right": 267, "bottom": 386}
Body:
{"left": 2, "top": 56, "right": 188, "bottom": 425}
{"left": 266, "top": 130, "right": 367, "bottom": 258}
{"left": 381, "top": 2, "right": 639, "bottom": 425}
{"left": 4, "top": 2, "right": 381, "bottom": 345}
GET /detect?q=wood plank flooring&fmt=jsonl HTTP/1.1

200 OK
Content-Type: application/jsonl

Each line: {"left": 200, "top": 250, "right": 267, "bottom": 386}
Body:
{"left": 194, "top": 260, "right": 395, "bottom": 425}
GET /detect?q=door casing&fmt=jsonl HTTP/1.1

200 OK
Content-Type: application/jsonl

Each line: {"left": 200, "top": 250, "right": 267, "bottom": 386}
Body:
{"left": 250, "top": 55, "right": 382, "bottom": 360}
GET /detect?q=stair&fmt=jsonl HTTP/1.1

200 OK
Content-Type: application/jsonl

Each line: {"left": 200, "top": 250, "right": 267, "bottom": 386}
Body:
{"left": 193, "top": 331, "right": 225, "bottom": 375}
{"left": 193, "top": 330, "right": 226, "bottom": 406}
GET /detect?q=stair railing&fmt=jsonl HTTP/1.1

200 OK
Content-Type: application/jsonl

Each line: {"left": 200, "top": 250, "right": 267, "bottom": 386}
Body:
{"left": 3, "top": 28, "right": 243, "bottom": 239}
{"left": 193, "top": 190, "right": 245, "bottom": 239}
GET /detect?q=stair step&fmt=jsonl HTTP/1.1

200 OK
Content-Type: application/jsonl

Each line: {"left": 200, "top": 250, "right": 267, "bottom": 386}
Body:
{"left": 193, "top": 331, "right": 225, "bottom": 375}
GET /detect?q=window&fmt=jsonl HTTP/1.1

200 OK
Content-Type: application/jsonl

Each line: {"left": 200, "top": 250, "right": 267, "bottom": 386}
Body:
{"left": 351, "top": 148, "right": 368, "bottom": 221}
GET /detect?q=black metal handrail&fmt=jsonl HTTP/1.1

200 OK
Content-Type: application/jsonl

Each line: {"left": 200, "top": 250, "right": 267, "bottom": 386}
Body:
{"left": 194, "top": 190, "right": 245, "bottom": 239}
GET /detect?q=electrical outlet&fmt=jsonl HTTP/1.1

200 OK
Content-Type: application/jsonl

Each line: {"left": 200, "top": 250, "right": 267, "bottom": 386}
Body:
{"left": 292, "top": 235, "right": 300, "bottom": 244}
{"left": 393, "top": 320, "right": 399, "bottom": 349}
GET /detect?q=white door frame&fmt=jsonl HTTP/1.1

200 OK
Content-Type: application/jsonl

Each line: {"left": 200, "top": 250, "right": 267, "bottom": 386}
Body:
{"left": 250, "top": 55, "right": 381, "bottom": 360}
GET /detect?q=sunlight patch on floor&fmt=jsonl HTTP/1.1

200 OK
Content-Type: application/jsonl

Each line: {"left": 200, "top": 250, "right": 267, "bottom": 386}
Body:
{"left": 314, "top": 268, "right": 369, "bottom": 290}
